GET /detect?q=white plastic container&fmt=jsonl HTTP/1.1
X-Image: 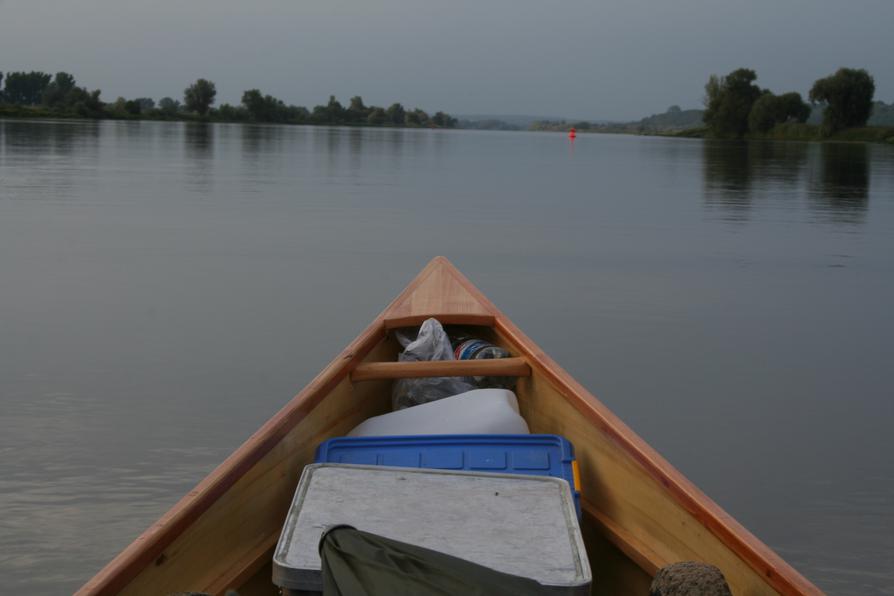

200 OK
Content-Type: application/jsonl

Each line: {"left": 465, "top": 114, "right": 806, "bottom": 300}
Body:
{"left": 348, "top": 388, "right": 529, "bottom": 437}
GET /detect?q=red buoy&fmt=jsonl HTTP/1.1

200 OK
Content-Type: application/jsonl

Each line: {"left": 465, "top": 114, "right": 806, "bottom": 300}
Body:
{"left": 568, "top": 127, "right": 576, "bottom": 139}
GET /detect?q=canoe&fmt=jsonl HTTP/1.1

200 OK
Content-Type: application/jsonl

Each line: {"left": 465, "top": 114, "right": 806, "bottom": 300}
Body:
{"left": 78, "top": 257, "right": 821, "bottom": 595}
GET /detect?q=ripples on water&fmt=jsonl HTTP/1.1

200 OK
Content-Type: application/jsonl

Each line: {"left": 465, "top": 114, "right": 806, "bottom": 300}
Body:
{"left": 0, "top": 120, "right": 892, "bottom": 594}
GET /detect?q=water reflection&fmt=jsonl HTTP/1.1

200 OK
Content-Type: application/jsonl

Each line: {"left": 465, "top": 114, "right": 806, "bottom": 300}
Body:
{"left": 0, "top": 120, "right": 101, "bottom": 202}
{"left": 322, "top": 126, "right": 342, "bottom": 176}
{"left": 1, "top": 119, "right": 100, "bottom": 159}
{"left": 184, "top": 122, "right": 214, "bottom": 158}
{"left": 183, "top": 123, "right": 215, "bottom": 193}
{"left": 702, "top": 140, "right": 808, "bottom": 221}
{"left": 808, "top": 143, "right": 869, "bottom": 224}
{"left": 348, "top": 127, "right": 364, "bottom": 173}
{"left": 2, "top": 120, "right": 894, "bottom": 595}
{"left": 241, "top": 123, "right": 284, "bottom": 157}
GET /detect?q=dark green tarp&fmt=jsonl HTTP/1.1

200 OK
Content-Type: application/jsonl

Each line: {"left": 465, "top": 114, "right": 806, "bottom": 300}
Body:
{"left": 319, "top": 526, "right": 557, "bottom": 596}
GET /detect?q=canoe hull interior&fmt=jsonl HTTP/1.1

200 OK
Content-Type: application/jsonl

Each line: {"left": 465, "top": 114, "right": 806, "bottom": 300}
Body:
{"left": 77, "top": 258, "right": 819, "bottom": 596}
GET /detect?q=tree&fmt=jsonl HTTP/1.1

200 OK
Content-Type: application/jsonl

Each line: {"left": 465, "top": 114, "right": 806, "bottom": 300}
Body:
{"left": 284, "top": 105, "right": 310, "bottom": 124}
{"left": 405, "top": 108, "right": 430, "bottom": 127}
{"left": 26, "top": 72, "right": 102, "bottom": 115}
{"left": 66, "top": 87, "right": 103, "bottom": 117}
{"left": 215, "top": 103, "right": 248, "bottom": 121}
{"left": 42, "top": 72, "right": 77, "bottom": 107}
{"left": 184, "top": 79, "right": 216, "bottom": 115}
{"left": 158, "top": 97, "right": 181, "bottom": 115}
{"left": 241, "top": 89, "right": 263, "bottom": 118}
{"left": 325, "top": 95, "right": 344, "bottom": 123}
{"left": 241, "top": 89, "right": 286, "bottom": 122}
{"left": 110, "top": 97, "right": 128, "bottom": 115}
{"left": 809, "top": 68, "right": 875, "bottom": 133}
{"left": 347, "top": 95, "right": 368, "bottom": 123}
{"left": 3, "top": 71, "right": 52, "bottom": 105}
{"left": 124, "top": 100, "right": 141, "bottom": 115}
{"left": 431, "top": 111, "right": 457, "bottom": 128}
{"left": 311, "top": 105, "right": 328, "bottom": 124}
{"left": 703, "top": 68, "right": 763, "bottom": 138}
{"left": 385, "top": 102, "right": 405, "bottom": 126}
{"left": 748, "top": 91, "right": 810, "bottom": 133}
{"left": 135, "top": 97, "right": 155, "bottom": 112}
{"left": 367, "top": 107, "right": 386, "bottom": 125}
{"left": 0, "top": 72, "right": 4, "bottom": 102}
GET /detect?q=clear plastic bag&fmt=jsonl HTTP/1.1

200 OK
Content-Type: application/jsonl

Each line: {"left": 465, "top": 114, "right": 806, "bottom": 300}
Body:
{"left": 391, "top": 318, "right": 476, "bottom": 410}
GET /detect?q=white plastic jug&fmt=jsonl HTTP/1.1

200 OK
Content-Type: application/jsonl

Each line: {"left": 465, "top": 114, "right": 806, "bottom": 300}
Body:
{"left": 348, "top": 388, "right": 529, "bottom": 437}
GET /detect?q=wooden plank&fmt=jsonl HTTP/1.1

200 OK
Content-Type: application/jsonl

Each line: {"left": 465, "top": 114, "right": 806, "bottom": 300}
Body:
{"left": 416, "top": 257, "right": 820, "bottom": 595}
{"left": 116, "top": 345, "right": 397, "bottom": 595}
{"left": 511, "top": 361, "right": 781, "bottom": 594}
{"left": 350, "top": 357, "right": 530, "bottom": 381}
{"left": 580, "top": 511, "right": 654, "bottom": 596}
{"left": 76, "top": 330, "right": 394, "bottom": 596}
{"left": 77, "top": 258, "right": 475, "bottom": 595}
{"left": 584, "top": 503, "right": 663, "bottom": 576}
{"left": 492, "top": 323, "right": 822, "bottom": 596}
{"left": 383, "top": 313, "right": 495, "bottom": 330}
{"left": 77, "top": 256, "right": 823, "bottom": 596}
{"left": 381, "top": 257, "right": 495, "bottom": 328}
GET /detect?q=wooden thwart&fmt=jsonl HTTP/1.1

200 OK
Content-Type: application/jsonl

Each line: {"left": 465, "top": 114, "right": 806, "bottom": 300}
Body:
{"left": 76, "top": 257, "right": 822, "bottom": 596}
{"left": 351, "top": 357, "right": 531, "bottom": 382}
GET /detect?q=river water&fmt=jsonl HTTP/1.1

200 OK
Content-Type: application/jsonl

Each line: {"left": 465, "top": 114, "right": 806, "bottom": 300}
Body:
{"left": 1, "top": 119, "right": 892, "bottom": 594}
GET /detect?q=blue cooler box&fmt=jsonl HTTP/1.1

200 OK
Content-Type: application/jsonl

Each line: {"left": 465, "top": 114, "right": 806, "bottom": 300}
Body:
{"left": 314, "top": 434, "right": 581, "bottom": 518}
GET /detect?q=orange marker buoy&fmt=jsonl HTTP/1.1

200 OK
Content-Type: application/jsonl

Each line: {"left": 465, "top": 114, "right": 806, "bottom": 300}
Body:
{"left": 568, "top": 127, "right": 576, "bottom": 139}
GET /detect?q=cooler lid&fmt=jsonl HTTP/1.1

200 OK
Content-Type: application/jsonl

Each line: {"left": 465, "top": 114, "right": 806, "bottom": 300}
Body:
{"left": 272, "top": 464, "right": 590, "bottom": 592}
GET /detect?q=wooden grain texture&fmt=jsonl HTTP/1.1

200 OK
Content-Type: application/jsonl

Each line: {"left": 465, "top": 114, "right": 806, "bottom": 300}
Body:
{"left": 580, "top": 510, "right": 654, "bottom": 596}
{"left": 78, "top": 256, "right": 822, "bottom": 596}
{"left": 396, "top": 258, "right": 820, "bottom": 595}
{"left": 350, "top": 356, "right": 531, "bottom": 381}
{"left": 77, "top": 258, "right": 496, "bottom": 595}
{"left": 381, "top": 257, "right": 496, "bottom": 329}
{"left": 119, "top": 350, "right": 394, "bottom": 596}
{"left": 76, "top": 334, "right": 395, "bottom": 596}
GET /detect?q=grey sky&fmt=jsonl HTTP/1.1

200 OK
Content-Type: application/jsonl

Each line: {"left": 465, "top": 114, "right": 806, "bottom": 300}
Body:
{"left": 2, "top": 0, "right": 892, "bottom": 120}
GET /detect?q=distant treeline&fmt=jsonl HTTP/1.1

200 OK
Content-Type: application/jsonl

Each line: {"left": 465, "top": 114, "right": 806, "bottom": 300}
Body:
{"left": 530, "top": 67, "right": 892, "bottom": 143}
{"left": 457, "top": 118, "right": 522, "bottom": 131}
{"left": 703, "top": 67, "right": 876, "bottom": 138}
{"left": 0, "top": 71, "right": 458, "bottom": 128}
{"left": 530, "top": 105, "right": 704, "bottom": 134}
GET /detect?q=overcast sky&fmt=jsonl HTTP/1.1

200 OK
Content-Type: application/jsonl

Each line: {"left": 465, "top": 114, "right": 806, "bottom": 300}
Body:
{"left": 1, "top": 0, "right": 892, "bottom": 121}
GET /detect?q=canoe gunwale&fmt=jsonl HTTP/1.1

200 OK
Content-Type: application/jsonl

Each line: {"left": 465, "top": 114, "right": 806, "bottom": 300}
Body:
{"left": 495, "top": 315, "right": 822, "bottom": 594}
{"left": 74, "top": 320, "right": 388, "bottom": 596}
{"left": 77, "top": 257, "right": 822, "bottom": 596}
{"left": 76, "top": 258, "right": 503, "bottom": 596}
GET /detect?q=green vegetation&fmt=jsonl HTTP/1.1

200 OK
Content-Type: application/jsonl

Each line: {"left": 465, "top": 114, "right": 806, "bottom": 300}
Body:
{"left": 809, "top": 68, "right": 875, "bottom": 133}
{"left": 703, "top": 68, "right": 764, "bottom": 138}
{"left": 677, "top": 122, "right": 894, "bottom": 144}
{"left": 3, "top": 71, "right": 52, "bottom": 104}
{"left": 698, "top": 66, "right": 885, "bottom": 142}
{"left": 530, "top": 106, "right": 704, "bottom": 135}
{"left": 184, "top": 79, "right": 216, "bottom": 116}
{"left": 748, "top": 92, "right": 810, "bottom": 133}
{"left": 0, "top": 69, "right": 458, "bottom": 129}
{"left": 752, "top": 122, "right": 819, "bottom": 141}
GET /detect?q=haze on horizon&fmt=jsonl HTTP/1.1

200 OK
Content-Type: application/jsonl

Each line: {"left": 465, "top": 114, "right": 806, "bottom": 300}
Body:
{"left": 1, "top": 0, "right": 892, "bottom": 121}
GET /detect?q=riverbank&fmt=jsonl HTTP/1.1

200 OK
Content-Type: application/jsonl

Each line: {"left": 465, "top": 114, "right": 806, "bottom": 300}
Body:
{"left": 658, "top": 123, "right": 894, "bottom": 144}
{"left": 4, "top": 105, "right": 894, "bottom": 145}
{"left": 0, "top": 104, "right": 457, "bottom": 129}
{"left": 0, "top": 104, "right": 201, "bottom": 122}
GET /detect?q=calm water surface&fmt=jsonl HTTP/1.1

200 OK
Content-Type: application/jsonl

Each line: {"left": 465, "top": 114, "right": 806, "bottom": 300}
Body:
{"left": 1, "top": 120, "right": 892, "bottom": 594}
